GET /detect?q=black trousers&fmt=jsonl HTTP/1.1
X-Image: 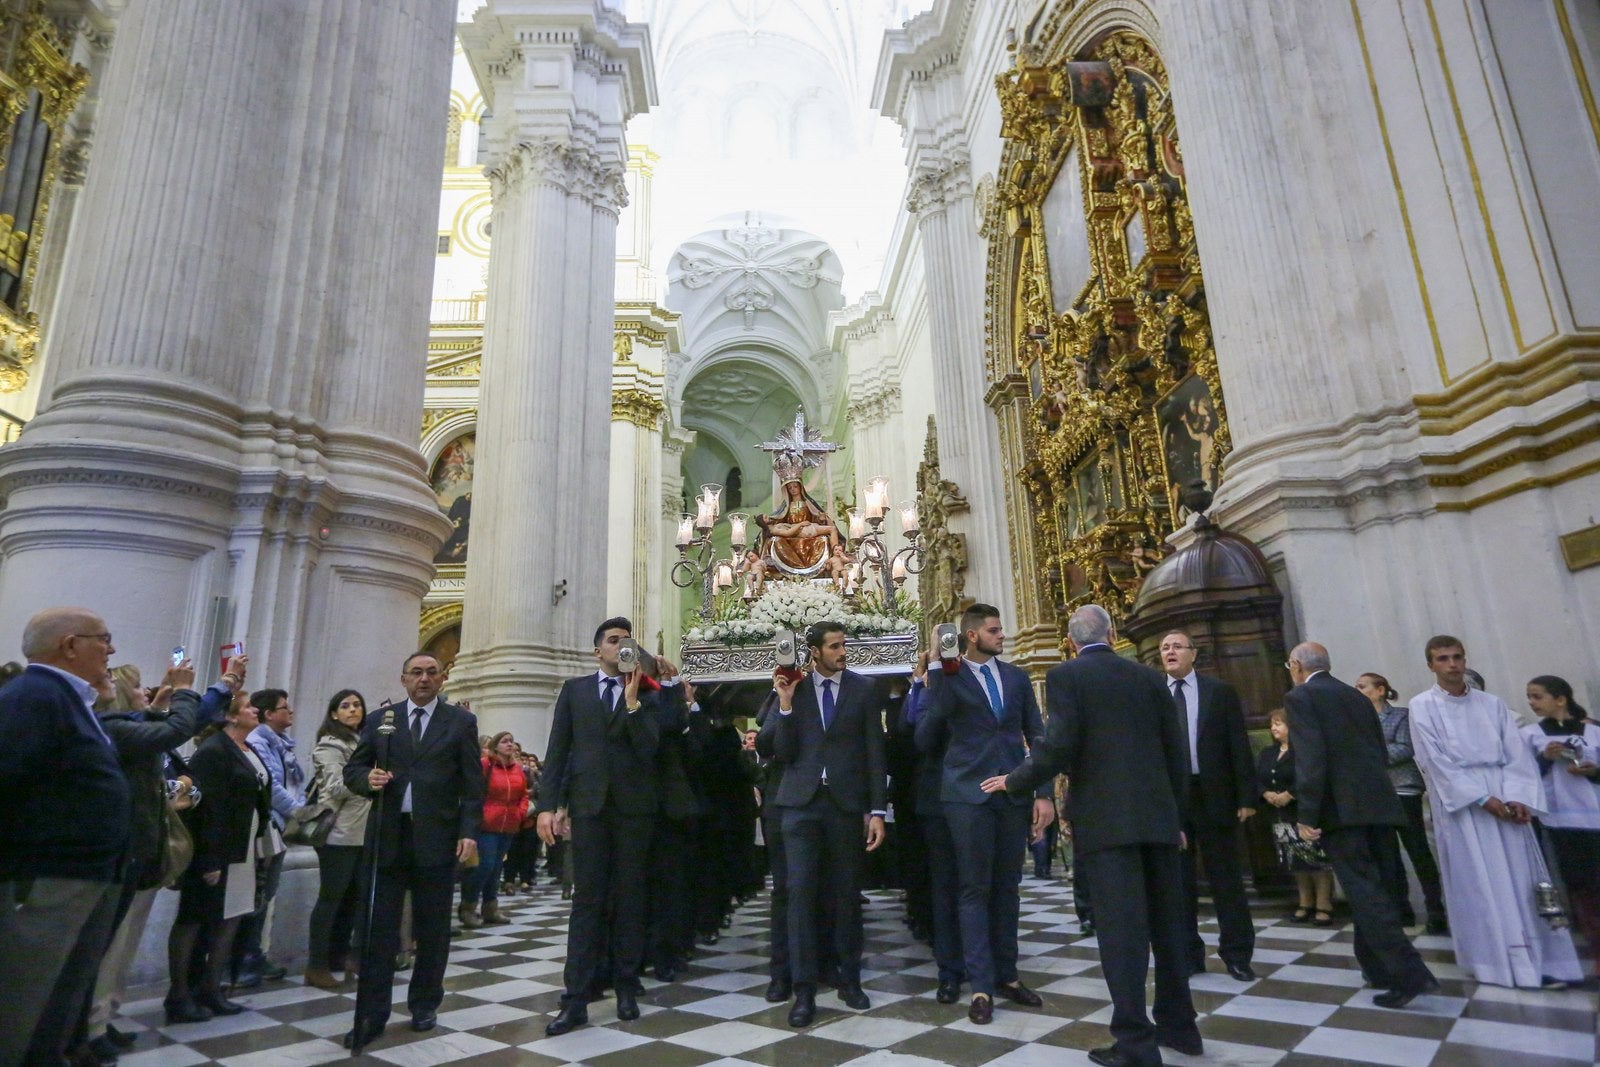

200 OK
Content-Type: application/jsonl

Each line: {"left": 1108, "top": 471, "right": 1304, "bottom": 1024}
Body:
{"left": 763, "top": 805, "right": 790, "bottom": 980}
{"left": 1080, "top": 843, "right": 1196, "bottom": 1067}
{"left": 1321, "top": 825, "right": 1434, "bottom": 993}
{"left": 647, "top": 816, "right": 693, "bottom": 970}
{"left": 309, "top": 844, "right": 366, "bottom": 970}
{"left": 355, "top": 819, "right": 456, "bottom": 1026}
{"left": 1181, "top": 783, "right": 1255, "bottom": 969}
{"left": 922, "top": 808, "right": 964, "bottom": 983}
{"left": 783, "top": 791, "right": 864, "bottom": 987}
{"left": 1386, "top": 794, "right": 1446, "bottom": 923}
{"left": 944, "top": 798, "right": 1029, "bottom": 995}
{"left": 563, "top": 809, "right": 653, "bottom": 1000}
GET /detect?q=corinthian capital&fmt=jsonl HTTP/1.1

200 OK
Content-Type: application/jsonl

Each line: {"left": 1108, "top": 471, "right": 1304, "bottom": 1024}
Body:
{"left": 906, "top": 145, "right": 972, "bottom": 217}
{"left": 488, "top": 140, "right": 629, "bottom": 215}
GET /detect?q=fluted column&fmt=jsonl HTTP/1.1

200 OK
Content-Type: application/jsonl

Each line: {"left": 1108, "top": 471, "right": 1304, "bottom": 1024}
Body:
{"left": 450, "top": 2, "right": 654, "bottom": 741}
{"left": 878, "top": 2, "right": 1016, "bottom": 623}
{"left": 0, "top": 0, "right": 455, "bottom": 715}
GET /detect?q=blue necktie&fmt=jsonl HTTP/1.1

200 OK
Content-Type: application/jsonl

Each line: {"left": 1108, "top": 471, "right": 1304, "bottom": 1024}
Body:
{"left": 979, "top": 663, "right": 1003, "bottom": 722}
{"left": 603, "top": 677, "right": 618, "bottom": 710}
{"left": 820, "top": 678, "right": 835, "bottom": 731}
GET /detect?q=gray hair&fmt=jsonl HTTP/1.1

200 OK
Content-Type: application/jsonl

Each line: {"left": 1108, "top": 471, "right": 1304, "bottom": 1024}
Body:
{"left": 20, "top": 607, "right": 100, "bottom": 660}
{"left": 1289, "top": 641, "right": 1331, "bottom": 673}
{"left": 1067, "top": 604, "right": 1113, "bottom": 647}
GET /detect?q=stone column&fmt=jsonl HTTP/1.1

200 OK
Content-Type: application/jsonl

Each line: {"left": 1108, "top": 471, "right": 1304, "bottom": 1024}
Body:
{"left": 0, "top": 0, "right": 454, "bottom": 717}
{"left": 451, "top": 2, "right": 654, "bottom": 741}
{"left": 878, "top": 7, "right": 1017, "bottom": 624}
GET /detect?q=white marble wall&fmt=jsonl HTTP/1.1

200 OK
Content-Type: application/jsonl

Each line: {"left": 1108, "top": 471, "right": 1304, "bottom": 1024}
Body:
{"left": 0, "top": 0, "right": 455, "bottom": 717}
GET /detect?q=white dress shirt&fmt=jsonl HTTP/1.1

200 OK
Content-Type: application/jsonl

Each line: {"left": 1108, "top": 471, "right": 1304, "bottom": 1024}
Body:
{"left": 401, "top": 697, "right": 438, "bottom": 813}
{"left": 1169, "top": 669, "right": 1201, "bottom": 775}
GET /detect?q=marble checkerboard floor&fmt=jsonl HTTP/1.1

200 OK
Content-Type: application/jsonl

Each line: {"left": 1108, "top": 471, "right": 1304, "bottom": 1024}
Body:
{"left": 107, "top": 879, "right": 1599, "bottom": 1067}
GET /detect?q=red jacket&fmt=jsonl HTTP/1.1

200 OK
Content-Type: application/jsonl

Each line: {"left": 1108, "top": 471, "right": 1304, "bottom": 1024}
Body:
{"left": 480, "top": 757, "right": 530, "bottom": 834}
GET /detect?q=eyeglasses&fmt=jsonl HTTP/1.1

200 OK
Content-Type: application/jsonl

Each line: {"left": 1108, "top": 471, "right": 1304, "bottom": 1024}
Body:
{"left": 73, "top": 633, "right": 113, "bottom": 645}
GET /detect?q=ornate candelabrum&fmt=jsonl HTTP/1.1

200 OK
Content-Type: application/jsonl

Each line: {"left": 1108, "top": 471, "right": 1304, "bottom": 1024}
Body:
{"left": 672, "top": 483, "right": 751, "bottom": 619}
{"left": 846, "top": 475, "right": 923, "bottom": 606}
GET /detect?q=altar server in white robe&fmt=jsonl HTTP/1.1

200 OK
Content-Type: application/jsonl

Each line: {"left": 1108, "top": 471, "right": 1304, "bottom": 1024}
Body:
{"left": 1408, "top": 636, "right": 1582, "bottom": 989}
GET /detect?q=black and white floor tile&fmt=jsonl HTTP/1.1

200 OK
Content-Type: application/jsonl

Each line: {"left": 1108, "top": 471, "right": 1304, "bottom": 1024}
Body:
{"left": 105, "top": 879, "right": 1599, "bottom": 1066}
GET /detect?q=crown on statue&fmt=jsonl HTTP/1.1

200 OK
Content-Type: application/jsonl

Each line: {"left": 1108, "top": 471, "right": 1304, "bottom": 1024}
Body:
{"left": 774, "top": 453, "right": 805, "bottom": 486}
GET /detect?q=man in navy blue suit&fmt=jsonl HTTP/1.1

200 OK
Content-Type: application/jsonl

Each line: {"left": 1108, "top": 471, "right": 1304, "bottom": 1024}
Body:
{"left": 0, "top": 607, "right": 129, "bottom": 1067}
{"left": 916, "top": 604, "right": 1052, "bottom": 1024}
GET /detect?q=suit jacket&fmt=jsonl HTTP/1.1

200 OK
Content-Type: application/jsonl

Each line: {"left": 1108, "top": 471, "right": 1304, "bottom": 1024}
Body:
{"left": 1285, "top": 672, "right": 1405, "bottom": 830}
{"left": 759, "top": 669, "right": 887, "bottom": 815}
{"left": 1184, "top": 673, "right": 1256, "bottom": 825}
{"left": 346, "top": 699, "right": 484, "bottom": 866}
{"left": 0, "top": 666, "right": 130, "bottom": 882}
{"left": 185, "top": 729, "right": 272, "bottom": 873}
{"left": 654, "top": 682, "right": 701, "bottom": 821}
{"left": 1006, "top": 646, "right": 1188, "bottom": 854}
{"left": 916, "top": 659, "right": 1050, "bottom": 805}
{"left": 753, "top": 692, "right": 789, "bottom": 810}
{"left": 536, "top": 673, "right": 662, "bottom": 819}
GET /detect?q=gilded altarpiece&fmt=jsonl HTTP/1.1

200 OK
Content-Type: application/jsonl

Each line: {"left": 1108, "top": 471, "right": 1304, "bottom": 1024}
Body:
{"left": 0, "top": 2, "right": 87, "bottom": 395}
{"left": 987, "top": 29, "right": 1229, "bottom": 650}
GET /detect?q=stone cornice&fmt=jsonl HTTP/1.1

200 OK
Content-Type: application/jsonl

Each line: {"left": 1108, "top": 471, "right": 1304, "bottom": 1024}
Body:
{"left": 873, "top": 0, "right": 978, "bottom": 124}
{"left": 458, "top": 3, "right": 656, "bottom": 120}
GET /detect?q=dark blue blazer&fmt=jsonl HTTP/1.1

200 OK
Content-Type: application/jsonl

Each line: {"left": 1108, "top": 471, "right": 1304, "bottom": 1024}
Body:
{"left": 760, "top": 668, "right": 887, "bottom": 815}
{"left": 916, "top": 659, "right": 1049, "bottom": 805}
{"left": 346, "top": 699, "right": 484, "bottom": 867}
{"left": 0, "top": 665, "right": 130, "bottom": 881}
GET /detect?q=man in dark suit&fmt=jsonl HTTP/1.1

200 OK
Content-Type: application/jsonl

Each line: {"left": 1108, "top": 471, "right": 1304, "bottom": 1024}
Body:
{"left": 983, "top": 605, "right": 1197, "bottom": 1067}
{"left": 1285, "top": 642, "right": 1438, "bottom": 1009}
{"left": 917, "top": 603, "right": 1051, "bottom": 1024}
{"left": 0, "top": 607, "right": 129, "bottom": 1067}
{"left": 760, "top": 620, "right": 887, "bottom": 1027}
{"left": 1158, "top": 630, "right": 1258, "bottom": 981}
{"left": 536, "top": 617, "right": 665, "bottom": 1035}
{"left": 343, "top": 651, "right": 485, "bottom": 1052}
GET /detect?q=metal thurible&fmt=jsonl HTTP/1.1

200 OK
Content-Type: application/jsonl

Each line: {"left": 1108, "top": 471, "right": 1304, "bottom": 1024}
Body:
{"left": 1534, "top": 881, "right": 1569, "bottom": 929}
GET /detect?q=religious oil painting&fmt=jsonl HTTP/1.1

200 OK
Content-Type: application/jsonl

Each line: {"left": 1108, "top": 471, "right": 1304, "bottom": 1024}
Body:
{"left": 1073, "top": 452, "right": 1107, "bottom": 533}
{"left": 431, "top": 433, "right": 474, "bottom": 564}
{"left": 1158, "top": 374, "right": 1222, "bottom": 518}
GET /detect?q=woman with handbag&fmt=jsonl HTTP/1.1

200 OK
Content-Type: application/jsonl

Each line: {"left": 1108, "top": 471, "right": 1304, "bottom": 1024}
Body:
{"left": 165, "top": 692, "right": 275, "bottom": 1023}
{"left": 460, "top": 732, "right": 529, "bottom": 927}
{"left": 303, "top": 689, "right": 373, "bottom": 989}
{"left": 1256, "top": 707, "right": 1335, "bottom": 925}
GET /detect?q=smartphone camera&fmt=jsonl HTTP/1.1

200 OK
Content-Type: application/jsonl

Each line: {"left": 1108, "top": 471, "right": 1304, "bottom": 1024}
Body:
{"left": 170, "top": 646, "right": 186, "bottom": 667}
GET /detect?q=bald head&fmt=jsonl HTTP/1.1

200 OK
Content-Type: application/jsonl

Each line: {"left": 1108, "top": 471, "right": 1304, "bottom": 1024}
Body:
{"left": 21, "top": 607, "right": 115, "bottom": 682}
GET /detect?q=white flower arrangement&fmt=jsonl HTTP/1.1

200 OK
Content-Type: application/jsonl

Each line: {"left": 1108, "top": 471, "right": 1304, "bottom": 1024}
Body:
{"left": 685, "top": 580, "right": 914, "bottom": 647}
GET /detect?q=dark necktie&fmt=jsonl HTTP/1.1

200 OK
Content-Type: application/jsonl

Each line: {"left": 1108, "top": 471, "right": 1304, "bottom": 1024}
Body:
{"left": 603, "top": 677, "right": 618, "bottom": 711}
{"left": 979, "top": 663, "right": 1004, "bottom": 722}
{"left": 411, "top": 708, "right": 425, "bottom": 746}
{"left": 820, "top": 678, "right": 835, "bottom": 731}
{"left": 1171, "top": 678, "right": 1192, "bottom": 770}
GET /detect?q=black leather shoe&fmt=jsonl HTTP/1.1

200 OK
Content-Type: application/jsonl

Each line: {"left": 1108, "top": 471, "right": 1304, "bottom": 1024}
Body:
{"left": 342, "top": 1017, "right": 386, "bottom": 1051}
{"left": 967, "top": 994, "right": 993, "bottom": 1024}
{"left": 765, "top": 977, "right": 793, "bottom": 1003}
{"left": 1374, "top": 976, "right": 1441, "bottom": 1009}
{"left": 935, "top": 979, "right": 961, "bottom": 1004}
{"left": 615, "top": 987, "right": 640, "bottom": 1021}
{"left": 1158, "top": 1028, "right": 1204, "bottom": 1055}
{"left": 197, "top": 993, "right": 245, "bottom": 1016}
{"left": 259, "top": 961, "right": 288, "bottom": 982}
{"left": 545, "top": 1001, "right": 588, "bottom": 1036}
{"left": 996, "top": 980, "right": 1042, "bottom": 1007}
{"left": 1225, "top": 962, "right": 1257, "bottom": 982}
{"left": 163, "top": 999, "right": 213, "bottom": 1025}
{"left": 86, "top": 1035, "right": 121, "bottom": 1065}
{"left": 105, "top": 1026, "right": 139, "bottom": 1051}
{"left": 788, "top": 986, "right": 816, "bottom": 1027}
{"left": 838, "top": 984, "right": 870, "bottom": 1010}
{"left": 1088, "top": 1047, "right": 1135, "bottom": 1067}
{"left": 410, "top": 1011, "right": 437, "bottom": 1032}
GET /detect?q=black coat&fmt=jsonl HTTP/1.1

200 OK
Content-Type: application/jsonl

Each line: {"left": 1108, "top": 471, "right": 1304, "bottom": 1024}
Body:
{"left": 653, "top": 683, "right": 701, "bottom": 821}
{"left": 1284, "top": 672, "right": 1405, "bottom": 830}
{"left": 100, "top": 688, "right": 217, "bottom": 882}
{"left": 185, "top": 730, "right": 271, "bottom": 874}
{"left": 1006, "top": 646, "right": 1188, "bottom": 854}
{"left": 537, "top": 674, "right": 662, "bottom": 819}
{"left": 760, "top": 669, "right": 887, "bottom": 815}
{"left": 346, "top": 700, "right": 484, "bottom": 866}
{"left": 1185, "top": 673, "right": 1257, "bottom": 826}
{"left": 916, "top": 659, "right": 1049, "bottom": 806}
